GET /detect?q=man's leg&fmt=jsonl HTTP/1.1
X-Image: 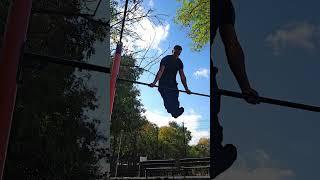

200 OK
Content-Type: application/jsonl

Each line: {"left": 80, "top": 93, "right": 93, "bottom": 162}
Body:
{"left": 211, "top": 117, "right": 237, "bottom": 179}
{"left": 210, "top": 67, "right": 237, "bottom": 179}
{"left": 166, "top": 88, "right": 184, "bottom": 118}
{"left": 210, "top": 68, "right": 223, "bottom": 177}
{"left": 159, "top": 88, "right": 171, "bottom": 113}
{"left": 158, "top": 88, "right": 181, "bottom": 116}
{"left": 167, "top": 88, "right": 179, "bottom": 110}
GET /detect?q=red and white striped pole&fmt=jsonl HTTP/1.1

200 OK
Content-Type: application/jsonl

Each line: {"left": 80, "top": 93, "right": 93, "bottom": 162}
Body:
{"left": 110, "top": 42, "right": 122, "bottom": 114}
{"left": 109, "top": 0, "right": 129, "bottom": 115}
{"left": 0, "top": 0, "right": 32, "bottom": 178}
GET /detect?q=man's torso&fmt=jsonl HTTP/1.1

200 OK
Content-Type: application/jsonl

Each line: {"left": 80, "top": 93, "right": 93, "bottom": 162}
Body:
{"left": 159, "top": 55, "right": 183, "bottom": 87}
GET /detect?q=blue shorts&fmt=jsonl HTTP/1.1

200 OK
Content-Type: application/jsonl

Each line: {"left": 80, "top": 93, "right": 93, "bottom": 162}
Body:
{"left": 158, "top": 83, "right": 180, "bottom": 115}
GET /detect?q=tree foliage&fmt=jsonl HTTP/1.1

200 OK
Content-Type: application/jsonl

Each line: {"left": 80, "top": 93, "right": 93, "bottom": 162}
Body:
{"left": 188, "top": 137, "right": 210, "bottom": 157}
{"left": 2, "top": 0, "right": 109, "bottom": 179}
{"left": 110, "top": 54, "right": 147, "bottom": 175}
{"left": 158, "top": 121, "right": 192, "bottom": 159}
{"left": 175, "top": 0, "right": 210, "bottom": 51}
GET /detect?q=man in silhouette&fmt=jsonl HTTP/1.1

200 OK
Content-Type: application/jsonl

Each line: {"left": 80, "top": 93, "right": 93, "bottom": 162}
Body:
{"left": 211, "top": 0, "right": 260, "bottom": 178}
{"left": 149, "top": 45, "right": 192, "bottom": 118}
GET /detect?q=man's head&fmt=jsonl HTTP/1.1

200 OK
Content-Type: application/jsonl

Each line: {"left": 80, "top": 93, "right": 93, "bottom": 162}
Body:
{"left": 172, "top": 45, "right": 182, "bottom": 58}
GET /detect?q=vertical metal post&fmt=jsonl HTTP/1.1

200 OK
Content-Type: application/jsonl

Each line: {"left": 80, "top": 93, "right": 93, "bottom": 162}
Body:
{"left": 0, "top": 0, "right": 32, "bottom": 179}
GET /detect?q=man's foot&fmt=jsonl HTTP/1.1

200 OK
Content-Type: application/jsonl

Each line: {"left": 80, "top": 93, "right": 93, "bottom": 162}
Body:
{"left": 211, "top": 144, "right": 237, "bottom": 179}
{"left": 172, "top": 107, "right": 184, "bottom": 118}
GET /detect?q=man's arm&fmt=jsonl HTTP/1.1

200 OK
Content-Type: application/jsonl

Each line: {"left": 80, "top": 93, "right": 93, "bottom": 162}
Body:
{"left": 219, "top": 24, "right": 251, "bottom": 91}
{"left": 219, "top": 24, "right": 259, "bottom": 104}
{"left": 179, "top": 69, "right": 191, "bottom": 94}
{"left": 149, "top": 65, "right": 165, "bottom": 87}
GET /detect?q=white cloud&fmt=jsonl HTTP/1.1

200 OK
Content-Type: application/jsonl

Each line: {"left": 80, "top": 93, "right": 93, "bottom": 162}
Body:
{"left": 255, "top": 150, "right": 270, "bottom": 167}
{"left": 148, "top": 0, "right": 154, "bottom": 8}
{"left": 143, "top": 108, "right": 209, "bottom": 145}
{"left": 117, "top": 5, "right": 170, "bottom": 54}
{"left": 190, "top": 130, "right": 209, "bottom": 145}
{"left": 216, "top": 167, "right": 294, "bottom": 180}
{"left": 216, "top": 150, "right": 295, "bottom": 180}
{"left": 193, "top": 68, "right": 209, "bottom": 79}
{"left": 265, "top": 22, "right": 320, "bottom": 55}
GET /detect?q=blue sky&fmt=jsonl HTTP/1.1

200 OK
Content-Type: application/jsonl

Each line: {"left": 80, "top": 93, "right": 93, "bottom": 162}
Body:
{"left": 122, "top": 0, "right": 210, "bottom": 145}
{"left": 213, "top": 0, "right": 320, "bottom": 179}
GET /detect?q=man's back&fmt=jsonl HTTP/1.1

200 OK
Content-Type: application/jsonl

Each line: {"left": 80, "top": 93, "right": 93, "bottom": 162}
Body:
{"left": 159, "top": 55, "right": 183, "bottom": 86}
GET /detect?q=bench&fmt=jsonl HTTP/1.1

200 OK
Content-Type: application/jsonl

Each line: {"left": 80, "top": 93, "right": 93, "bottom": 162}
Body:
{"left": 179, "top": 157, "right": 210, "bottom": 176}
{"left": 139, "top": 159, "right": 178, "bottom": 178}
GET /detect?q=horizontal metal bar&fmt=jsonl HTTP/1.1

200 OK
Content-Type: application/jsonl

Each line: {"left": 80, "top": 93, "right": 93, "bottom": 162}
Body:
{"left": 23, "top": 53, "right": 110, "bottom": 73}
{"left": 218, "top": 89, "right": 320, "bottom": 112}
{"left": 118, "top": 79, "right": 319, "bottom": 112}
{"left": 118, "top": 78, "right": 210, "bottom": 97}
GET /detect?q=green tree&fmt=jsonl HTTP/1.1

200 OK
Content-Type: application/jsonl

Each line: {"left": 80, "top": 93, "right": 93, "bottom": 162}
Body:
{"left": 197, "top": 137, "right": 210, "bottom": 157}
{"left": 110, "top": 55, "right": 147, "bottom": 175}
{"left": 188, "top": 137, "right": 210, "bottom": 157}
{"left": 2, "top": 0, "right": 109, "bottom": 179}
{"left": 138, "top": 122, "right": 159, "bottom": 159}
{"left": 158, "top": 121, "right": 192, "bottom": 159}
{"left": 175, "top": 0, "right": 210, "bottom": 51}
